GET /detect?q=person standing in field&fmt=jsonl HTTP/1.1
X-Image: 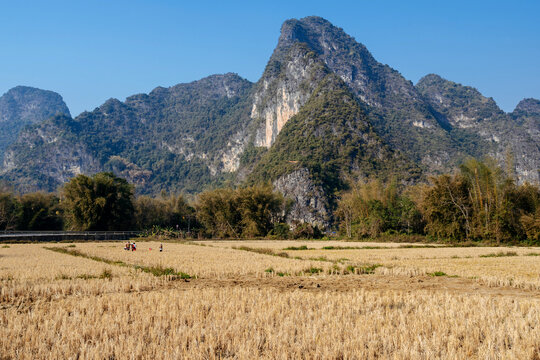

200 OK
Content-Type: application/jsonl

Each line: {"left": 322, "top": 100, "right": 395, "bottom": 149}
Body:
{"left": 159, "top": 243, "right": 163, "bottom": 252}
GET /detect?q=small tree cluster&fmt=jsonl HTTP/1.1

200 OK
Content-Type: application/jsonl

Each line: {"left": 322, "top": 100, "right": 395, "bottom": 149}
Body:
{"left": 419, "top": 159, "right": 540, "bottom": 243}
{"left": 196, "top": 185, "right": 286, "bottom": 238}
{"left": 0, "top": 191, "right": 63, "bottom": 231}
{"left": 335, "top": 180, "right": 423, "bottom": 238}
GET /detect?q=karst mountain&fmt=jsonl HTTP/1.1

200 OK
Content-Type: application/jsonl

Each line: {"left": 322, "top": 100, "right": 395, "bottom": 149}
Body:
{"left": 1, "top": 16, "right": 538, "bottom": 225}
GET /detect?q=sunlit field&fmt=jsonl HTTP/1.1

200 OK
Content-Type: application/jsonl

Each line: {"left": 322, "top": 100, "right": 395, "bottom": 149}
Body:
{"left": 1, "top": 240, "right": 539, "bottom": 359}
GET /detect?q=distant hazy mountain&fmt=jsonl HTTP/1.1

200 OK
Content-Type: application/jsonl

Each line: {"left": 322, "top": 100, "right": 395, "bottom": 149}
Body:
{"left": 1, "top": 16, "right": 538, "bottom": 225}
{"left": 0, "top": 86, "right": 70, "bottom": 158}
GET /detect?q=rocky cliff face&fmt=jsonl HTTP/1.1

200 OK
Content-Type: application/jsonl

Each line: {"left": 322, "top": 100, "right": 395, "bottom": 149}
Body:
{"left": 416, "top": 74, "right": 504, "bottom": 129}
{"left": 249, "top": 17, "right": 462, "bottom": 173}
{"left": 1, "top": 115, "right": 101, "bottom": 193}
{"left": 0, "top": 86, "right": 70, "bottom": 158}
{"left": 273, "top": 168, "right": 330, "bottom": 227}
{"left": 512, "top": 98, "right": 540, "bottom": 138}
{"left": 251, "top": 43, "right": 329, "bottom": 148}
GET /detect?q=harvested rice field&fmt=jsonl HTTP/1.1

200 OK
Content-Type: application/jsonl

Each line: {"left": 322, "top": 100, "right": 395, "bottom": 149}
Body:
{"left": 1, "top": 240, "right": 539, "bottom": 359}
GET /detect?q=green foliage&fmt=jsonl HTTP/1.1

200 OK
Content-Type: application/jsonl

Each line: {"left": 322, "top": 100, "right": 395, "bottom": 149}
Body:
{"left": 249, "top": 74, "right": 420, "bottom": 197}
{"left": 196, "top": 184, "right": 286, "bottom": 238}
{"left": 479, "top": 251, "right": 518, "bottom": 258}
{"left": 291, "top": 222, "right": 323, "bottom": 239}
{"left": 0, "top": 191, "right": 63, "bottom": 231}
{"left": 134, "top": 194, "right": 195, "bottom": 230}
{"left": 302, "top": 267, "right": 323, "bottom": 274}
{"left": 268, "top": 223, "right": 291, "bottom": 239}
{"left": 427, "top": 271, "right": 447, "bottom": 277}
{"left": 62, "top": 172, "right": 135, "bottom": 230}
{"left": 16, "top": 192, "right": 63, "bottom": 230}
{"left": 420, "top": 159, "right": 540, "bottom": 243}
{"left": 283, "top": 245, "right": 309, "bottom": 250}
{"left": 336, "top": 180, "right": 424, "bottom": 238}
{"left": 0, "top": 192, "right": 19, "bottom": 230}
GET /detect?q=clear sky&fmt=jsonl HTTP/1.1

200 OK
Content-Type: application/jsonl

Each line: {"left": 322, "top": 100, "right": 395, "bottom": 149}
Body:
{"left": 1, "top": 0, "right": 538, "bottom": 116}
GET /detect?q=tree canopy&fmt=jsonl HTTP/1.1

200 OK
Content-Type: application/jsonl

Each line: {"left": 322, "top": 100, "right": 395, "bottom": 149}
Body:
{"left": 62, "top": 172, "right": 135, "bottom": 230}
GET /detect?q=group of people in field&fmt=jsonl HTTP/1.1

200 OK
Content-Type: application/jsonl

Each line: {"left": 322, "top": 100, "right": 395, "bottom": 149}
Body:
{"left": 123, "top": 242, "right": 163, "bottom": 252}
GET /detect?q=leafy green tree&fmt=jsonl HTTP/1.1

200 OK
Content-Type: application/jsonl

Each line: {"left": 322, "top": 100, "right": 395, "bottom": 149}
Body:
{"left": 196, "top": 185, "right": 285, "bottom": 238}
{"left": 419, "top": 159, "right": 540, "bottom": 243}
{"left": 134, "top": 193, "right": 194, "bottom": 230}
{"left": 196, "top": 188, "right": 240, "bottom": 238}
{"left": 62, "top": 172, "right": 134, "bottom": 230}
{"left": 335, "top": 180, "right": 423, "bottom": 238}
{"left": 421, "top": 174, "right": 472, "bottom": 240}
{"left": 0, "top": 192, "right": 19, "bottom": 230}
{"left": 520, "top": 209, "right": 540, "bottom": 243}
{"left": 16, "top": 192, "right": 63, "bottom": 230}
{"left": 236, "top": 185, "right": 285, "bottom": 237}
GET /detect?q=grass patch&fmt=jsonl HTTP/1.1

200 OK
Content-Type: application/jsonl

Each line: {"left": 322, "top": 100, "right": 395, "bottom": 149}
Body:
{"left": 428, "top": 271, "right": 447, "bottom": 277}
{"left": 264, "top": 268, "right": 288, "bottom": 276}
{"left": 233, "top": 246, "right": 290, "bottom": 258}
{"left": 55, "top": 273, "right": 71, "bottom": 280}
{"left": 44, "top": 246, "right": 192, "bottom": 279}
{"left": 2, "top": 245, "right": 10, "bottom": 248}
{"left": 309, "top": 256, "right": 329, "bottom": 262}
{"left": 525, "top": 252, "right": 540, "bottom": 256}
{"left": 322, "top": 246, "right": 361, "bottom": 250}
{"left": 301, "top": 267, "right": 323, "bottom": 275}
{"left": 134, "top": 264, "right": 191, "bottom": 279}
{"left": 99, "top": 269, "right": 113, "bottom": 279}
{"left": 358, "top": 264, "right": 382, "bottom": 274}
{"left": 283, "top": 245, "right": 310, "bottom": 250}
{"left": 398, "top": 244, "right": 438, "bottom": 249}
{"left": 479, "top": 251, "right": 518, "bottom": 258}
{"left": 76, "top": 273, "right": 97, "bottom": 280}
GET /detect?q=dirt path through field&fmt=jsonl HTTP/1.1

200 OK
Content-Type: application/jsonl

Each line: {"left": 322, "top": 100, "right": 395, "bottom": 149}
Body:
{"left": 175, "top": 274, "right": 540, "bottom": 299}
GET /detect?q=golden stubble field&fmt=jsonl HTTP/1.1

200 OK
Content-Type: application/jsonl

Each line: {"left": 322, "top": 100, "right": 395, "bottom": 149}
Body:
{"left": 1, "top": 240, "right": 540, "bottom": 359}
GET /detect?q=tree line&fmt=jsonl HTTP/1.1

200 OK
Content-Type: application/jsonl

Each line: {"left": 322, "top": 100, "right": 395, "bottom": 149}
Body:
{"left": 1, "top": 159, "right": 539, "bottom": 243}
{"left": 0, "top": 172, "right": 294, "bottom": 237}
{"left": 336, "top": 159, "right": 540, "bottom": 244}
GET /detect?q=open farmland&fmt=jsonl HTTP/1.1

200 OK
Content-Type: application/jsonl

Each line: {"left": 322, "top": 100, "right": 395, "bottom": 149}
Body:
{"left": 1, "top": 240, "right": 540, "bottom": 359}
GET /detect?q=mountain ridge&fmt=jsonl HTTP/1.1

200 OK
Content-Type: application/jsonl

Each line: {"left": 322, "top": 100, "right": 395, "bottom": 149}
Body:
{"left": 0, "top": 16, "right": 538, "bottom": 225}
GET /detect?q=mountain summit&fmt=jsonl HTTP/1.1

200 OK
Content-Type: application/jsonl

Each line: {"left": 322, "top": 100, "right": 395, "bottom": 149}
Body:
{"left": 0, "top": 86, "right": 70, "bottom": 157}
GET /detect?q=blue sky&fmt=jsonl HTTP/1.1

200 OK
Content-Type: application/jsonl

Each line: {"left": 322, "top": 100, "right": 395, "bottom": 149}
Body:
{"left": 1, "top": 0, "right": 538, "bottom": 115}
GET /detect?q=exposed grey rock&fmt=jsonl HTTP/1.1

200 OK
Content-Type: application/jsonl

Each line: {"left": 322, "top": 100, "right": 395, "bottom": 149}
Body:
{"left": 273, "top": 168, "right": 330, "bottom": 227}
{"left": 251, "top": 43, "right": 329, "bottom": 147}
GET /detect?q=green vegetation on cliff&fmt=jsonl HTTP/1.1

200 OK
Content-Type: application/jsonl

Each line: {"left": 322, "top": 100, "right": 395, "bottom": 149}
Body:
{"left": 249, "top": 75, "right": 420, "bottom": 194}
